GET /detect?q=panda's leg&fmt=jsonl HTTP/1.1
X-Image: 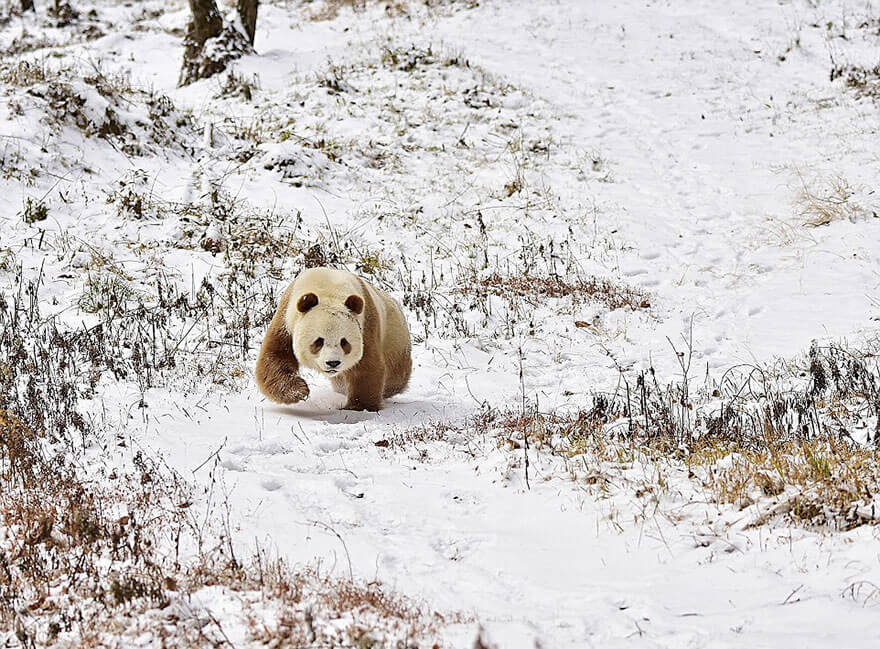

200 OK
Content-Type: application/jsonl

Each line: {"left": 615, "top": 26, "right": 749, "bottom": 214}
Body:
{"left": 330, "top": 376, "right": 347, "bottom": 395}
{"left": 342, "top": 354, "right": 386, "bottom": 412}
{"left": 383, "top": 344, "right": 412, "bottom": 398}
{"left": 255, "top": 286, "right": 310, "bottom": 404}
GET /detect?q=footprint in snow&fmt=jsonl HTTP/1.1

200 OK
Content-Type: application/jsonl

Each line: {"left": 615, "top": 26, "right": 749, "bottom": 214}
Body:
{"left": 220, "top": 457, "right": 244, "bottom": 472}
{"left": 432, "top": 535, "right": 478, "bottom": 562}
{"left": 334, "top": 475, "right": 366, "bottom": 499}
{"left": 261, "top": 478, "right": 283, "bottom": 492}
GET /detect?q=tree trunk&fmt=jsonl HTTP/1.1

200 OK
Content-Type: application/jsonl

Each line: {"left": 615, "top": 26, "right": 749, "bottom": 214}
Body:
{"left": 187, "top": 0, "right": 223, "bottom": 46}
{"left": 179, "top": 0, "right": 251, "bottom": 87}
{"left": 20, "top": 0, "right": 35, "bottom": 12}
{"left": 237, "top": 0, "right": 259, "bottom": 46}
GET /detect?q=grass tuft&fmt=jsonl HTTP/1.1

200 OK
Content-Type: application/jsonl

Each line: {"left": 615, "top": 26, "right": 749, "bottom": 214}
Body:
{"left": 460, "top": 272, "right": 651, "bottom": 311}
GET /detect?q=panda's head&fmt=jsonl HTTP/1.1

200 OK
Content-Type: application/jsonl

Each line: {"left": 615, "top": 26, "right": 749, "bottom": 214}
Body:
{"left": 290, "top": 292, "right": 364, "bottom": 376}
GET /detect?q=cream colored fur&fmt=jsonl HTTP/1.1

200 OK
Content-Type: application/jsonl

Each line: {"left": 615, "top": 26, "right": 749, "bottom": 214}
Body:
{"left": 256, "top": 267, "right": 412, "bottom": 411}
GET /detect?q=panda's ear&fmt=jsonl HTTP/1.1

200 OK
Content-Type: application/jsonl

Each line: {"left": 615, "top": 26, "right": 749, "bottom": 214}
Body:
{"left": 344, "top": 295, "right": 364, "bottom": 315}
{"left": 297, "top": 293, "right": 318, "bottom": 313}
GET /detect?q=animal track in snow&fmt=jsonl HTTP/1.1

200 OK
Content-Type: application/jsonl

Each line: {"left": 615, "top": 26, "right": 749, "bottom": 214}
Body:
{"left": 261, "top": 478, "right": 283, "bottom": 492}
{"left": 432, "top": 535, "right": 480, "bottom": 562}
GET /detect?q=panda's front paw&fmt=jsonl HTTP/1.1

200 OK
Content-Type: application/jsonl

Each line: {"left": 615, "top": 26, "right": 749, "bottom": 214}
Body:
{"left": 278, "top": 375, "right": 310, "bottom": 403}
{"left": 343, "top": 400, "right": 380, "bottom": 412}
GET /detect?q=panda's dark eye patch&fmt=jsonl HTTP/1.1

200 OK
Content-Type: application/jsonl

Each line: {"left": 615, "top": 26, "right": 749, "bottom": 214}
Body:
{"left": 311, "top": 337, "right": 324, "bottom": 353}
{"left": 341, "top": 338, "right": 351, "bottom": 354}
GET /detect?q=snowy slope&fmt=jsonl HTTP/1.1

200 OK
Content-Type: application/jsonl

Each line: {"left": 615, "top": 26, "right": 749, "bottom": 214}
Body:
{"left": 2, "top": 0, "right": 880, "bottom": 647}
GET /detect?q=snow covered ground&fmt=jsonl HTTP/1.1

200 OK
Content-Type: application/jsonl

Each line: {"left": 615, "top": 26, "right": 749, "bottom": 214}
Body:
{"left": 2, "top": 0, "right": 880, "bottom": 647}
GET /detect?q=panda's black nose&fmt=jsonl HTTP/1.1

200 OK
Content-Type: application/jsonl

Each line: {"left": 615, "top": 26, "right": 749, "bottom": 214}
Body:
{"left": 326, "top": 360, "right": 341, "bottom": 368}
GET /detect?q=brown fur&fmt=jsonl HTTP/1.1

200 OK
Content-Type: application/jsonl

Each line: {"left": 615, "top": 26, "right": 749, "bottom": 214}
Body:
{"left": 255, "top": 285, "right": 310, "bottom": 404}
{"left": 255, "top": 273, "right": 411, "bottom": 411}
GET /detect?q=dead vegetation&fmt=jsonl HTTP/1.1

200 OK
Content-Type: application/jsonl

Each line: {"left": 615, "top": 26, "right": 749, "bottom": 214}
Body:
{"left": 0, "top": 58, "right": 60, "bottom": 86}
{"left": 0, "top": 7, "right": 106, "bottom": 58}
{"left": 0, "top": 262, "right": 447, "bottom": 647}
{"left": 0, "top": 407, "right": 443, "bottom": 648}
{"left": 695, "top": 437, "right": 880, "bottom": 529}
{"left": 460, "top": 272, "right": 651, "bottom": 311}
{"left": 1, "top": 59, "right": 198, "bottom": 158}
{"left": 248, "top": 568, "right": 451, "bottom": 647}
{"left": 831, "top": 62, "right": 880, "bottom": 101}
{"left": 19, "top": 196, "right": 48, "bottom": 223}
{"left": 393, "top": 342, "right": 880, "bottom": 530}
{"left": 795, "top": 174, "right": 878, "bottom": 226}
{"left": 379, "top": 43, "right": 468, "bottom": 71}
{"left": 218, "top": 69, "right": 260, "bottom": 101}
{"left": 0, "top": 408, "right": 179, "bottom": 646}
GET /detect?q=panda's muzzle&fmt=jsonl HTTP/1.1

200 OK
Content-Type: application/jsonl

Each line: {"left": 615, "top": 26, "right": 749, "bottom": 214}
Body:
{"left": 325, "top": 360, "right": 341, "bottom": 370}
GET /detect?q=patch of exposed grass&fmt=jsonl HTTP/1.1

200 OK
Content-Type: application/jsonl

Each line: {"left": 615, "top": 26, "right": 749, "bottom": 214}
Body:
{"left": 460, "top": 272, "right": 651, "bottom": 311}
{"left": 4, "top": 60, "right": 197, "bottom": 158}
{"left": 217, "top": 69, "right": 260, "bottom": 101}
{"left": 831, "top": 62, "right": 880, "bottom": 101}
{"left": 355, "top": 249, "right": 392, "bottom": 276}
{"left": 106, "top": 169, "right": 166, "bottom": 220}
{"left": 691, "top": 438, "right": 880, "bottom": 529}
{"left": 0, "top": 266, "right": 449, "bottom": 648}
{"left": 393, "top": 342, "right": 880, "bottom": 530}
{"left": 0, "top": 58, "right": 64, "bottom": 86}
{"left": 379, "top": 43, "right": 467, "bottom": 71}
{"left": 19, "top": 196, "right": 48, "bottom": 224}
{"left": 795, "top": 174, "right": 878, "bottom": 226}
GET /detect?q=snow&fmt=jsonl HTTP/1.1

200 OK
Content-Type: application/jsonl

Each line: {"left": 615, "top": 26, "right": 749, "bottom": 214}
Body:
{"left": 3, "top": 0, "right": 880, "bottom": 646}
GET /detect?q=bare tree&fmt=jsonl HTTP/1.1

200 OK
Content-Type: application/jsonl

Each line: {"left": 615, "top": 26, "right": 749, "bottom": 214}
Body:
{"left": 237, "top": 0, "right": 259, "bottom": 46}
{"left": 179, "top": 0, "right": 254, "bottom": 87}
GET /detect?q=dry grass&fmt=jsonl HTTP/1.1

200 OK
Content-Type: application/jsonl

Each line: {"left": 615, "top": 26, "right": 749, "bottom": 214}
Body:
{"left": 391, "top": 343, "right": 880, "bottom": 531}
{"left": 2, "top": 60, "right": 197, "bottom": 158}
{"left": 0, "top": 409, "right": 182, "bottom": 644}
{"left": 691, "top": 438, "right": 880, "bottom": 529}
{"left": 355, "top": 249, "right": 392, "bottom": 276}
{"left": 217, "top": 69, "right": 260, "bottom": 101}
{"left": 501, "top": 404, "right": 880, "bottom": 530}
{"left": 374, "top": 418, "right": 490, "bottom": 463}
{"left": 831, "top": 62, "right": 880, "bottom": 101}
{"left": 0, "top": 211, "right": 451, "bottom": 642}
{"left": 189, "top": 560, "right": 448, "bottom": 648}
{"left": 795, "top": 174, "right": 877, "bottom": 226}
{"left": 0, "top": 406, "right": 447, "bottom": 646}
{"left": 460, "top": 272, "right": 651, "bottom": 311}
{"left": 0, "top": 59, "right": 63, "bottom": 86}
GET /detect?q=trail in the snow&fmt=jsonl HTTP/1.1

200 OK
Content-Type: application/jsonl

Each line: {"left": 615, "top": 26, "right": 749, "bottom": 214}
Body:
{"left": 431, "top": 0, "right": 880, "bottom": 371}
{"left": 141, "top": 2, "right": 880, "bottom": 647}
{"left": 4, "top": 0, "right": 879, "bottom": 646}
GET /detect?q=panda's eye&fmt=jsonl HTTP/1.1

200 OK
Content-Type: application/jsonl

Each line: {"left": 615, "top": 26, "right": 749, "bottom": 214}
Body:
{"left": 341, "top": 338, "right": 351, "bottom": 354}
{"left": 312, "top": 338, "right": 324, "bottom": 351}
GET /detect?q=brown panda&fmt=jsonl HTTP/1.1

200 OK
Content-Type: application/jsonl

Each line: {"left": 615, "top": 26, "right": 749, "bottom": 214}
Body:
{"left": 255, "top": 267, "right": 411, "bottom": 411}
